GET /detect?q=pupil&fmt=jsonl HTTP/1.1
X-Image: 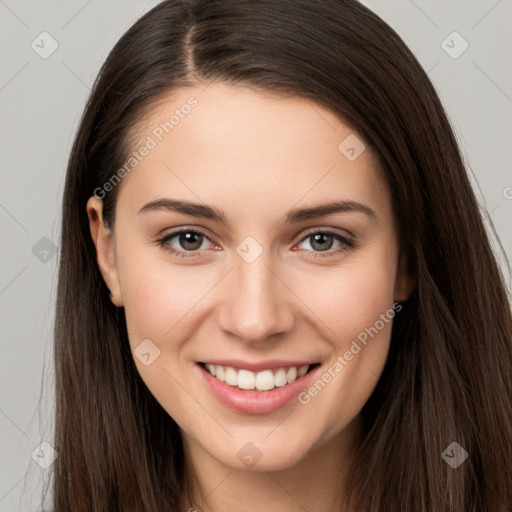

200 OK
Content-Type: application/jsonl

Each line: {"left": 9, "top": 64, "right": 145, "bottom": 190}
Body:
{"left": 311, "top": 233, "right": 333, "bottom": 251}
{"left": 180, "top": 232, "right": 202, "bottom": 250}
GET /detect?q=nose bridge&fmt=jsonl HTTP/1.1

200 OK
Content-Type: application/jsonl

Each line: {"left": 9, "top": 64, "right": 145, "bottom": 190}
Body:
{"left": 219, "top": 243, "right": 293, "bottom": 343}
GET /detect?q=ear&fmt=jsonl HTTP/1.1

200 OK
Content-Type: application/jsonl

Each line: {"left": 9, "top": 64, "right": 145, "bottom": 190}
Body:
{"left": 86, "top": 196, "right": 123, "bottom": 307}
{"left": 394, "top": 250, "right": 415, "bottom": 303}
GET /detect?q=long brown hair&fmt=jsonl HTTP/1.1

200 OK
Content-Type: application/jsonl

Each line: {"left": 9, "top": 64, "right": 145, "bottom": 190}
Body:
{"left": 45, "top": 0, "right": 512, "bottom": 510}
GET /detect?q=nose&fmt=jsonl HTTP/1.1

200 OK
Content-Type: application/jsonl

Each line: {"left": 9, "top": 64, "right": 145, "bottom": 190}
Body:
{"left": 216, "top": 250, "right": 295, "bottom": 345}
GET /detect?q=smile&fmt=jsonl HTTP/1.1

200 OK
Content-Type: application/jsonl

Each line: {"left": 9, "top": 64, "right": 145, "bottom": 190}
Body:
{"left": 196, "top": 360, "right": 321, "bottom": 414}
{"left": 202, "top": 363, "right": 310, "bottom": 391}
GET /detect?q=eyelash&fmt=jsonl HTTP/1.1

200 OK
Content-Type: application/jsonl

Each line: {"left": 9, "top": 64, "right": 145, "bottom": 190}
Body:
{"left": 155, "top": 228, "right": 355, "bottom": 260}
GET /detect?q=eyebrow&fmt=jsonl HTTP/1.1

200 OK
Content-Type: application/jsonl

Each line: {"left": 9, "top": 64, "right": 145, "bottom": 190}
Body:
{"left": 137, "top": 198, "right": 377, "bottom": 225}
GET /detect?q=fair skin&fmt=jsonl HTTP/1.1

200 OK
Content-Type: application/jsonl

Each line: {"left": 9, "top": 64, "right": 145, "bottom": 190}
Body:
{"left": 87, "top": 82, "right": 413, "bottom": 512}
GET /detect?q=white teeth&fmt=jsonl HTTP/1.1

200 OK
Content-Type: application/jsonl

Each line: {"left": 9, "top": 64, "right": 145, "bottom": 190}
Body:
{"left": 238, "top": 369, "right": 256, "bottom": 390}
{"left": 215, "top": 365, "right": 225, "bottom": 382}
{"left": 255, "top": 370, "right": 274, "bottom": 391}
{"left": 225, "top": 367, "right": 238, "bottom": 386}
{"left": 286, "top": 366, "right": 297, "bottom": 383}
{"left": 204, "top": 363, "right": 311, "bottom": 391}
{"left": 274, "top": 368, "right": 287, "bottom": 387}
{"left": 297, "top": 364, "right": 308, "bottom": 377}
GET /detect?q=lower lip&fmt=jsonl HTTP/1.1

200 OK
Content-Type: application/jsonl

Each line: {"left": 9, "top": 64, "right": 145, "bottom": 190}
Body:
{"left": 195, "top": 363, "right": 321, "bottom": 414}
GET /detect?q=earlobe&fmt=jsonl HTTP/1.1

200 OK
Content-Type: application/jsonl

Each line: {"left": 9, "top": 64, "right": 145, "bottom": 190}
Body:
{"left": 86, "top": 196, "right": 123, "bottom": 307}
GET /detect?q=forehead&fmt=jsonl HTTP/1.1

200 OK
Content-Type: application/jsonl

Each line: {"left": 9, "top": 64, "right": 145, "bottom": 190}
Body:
{"left": 116, "top": 82, "right": 391, "bottom": 224}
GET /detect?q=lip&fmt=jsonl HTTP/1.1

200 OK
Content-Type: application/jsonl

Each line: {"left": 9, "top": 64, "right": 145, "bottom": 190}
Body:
{"left": 199, "top": 359, "right": 315, "bottom": 373}
{"left": 195, "top": 362, "right": 321, "bottom": 414}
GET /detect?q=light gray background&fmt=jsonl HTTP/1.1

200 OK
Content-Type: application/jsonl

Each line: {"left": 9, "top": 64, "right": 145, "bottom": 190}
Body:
{"left": 1, "top": 1, "right": 511, "bottom": 510}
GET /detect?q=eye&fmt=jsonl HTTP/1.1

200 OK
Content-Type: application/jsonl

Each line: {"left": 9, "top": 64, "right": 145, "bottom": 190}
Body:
{"left": 294, "top": 230, "right": 354, "bottom": 259}
{"left": 156, "top": 228, "right": 217, "bottom": 259}
{"left": 156, "top": 227, "right": 355, "bottom": 260}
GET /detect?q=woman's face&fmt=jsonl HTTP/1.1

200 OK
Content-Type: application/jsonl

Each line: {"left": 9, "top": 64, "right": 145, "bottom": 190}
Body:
{"left": 87, "top": 82, "right": 412, "bottom": 472}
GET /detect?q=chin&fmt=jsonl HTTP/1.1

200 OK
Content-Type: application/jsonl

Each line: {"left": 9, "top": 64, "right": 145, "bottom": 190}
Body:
{"left": 207, "top": 437, "right": 312, "bottom": 473}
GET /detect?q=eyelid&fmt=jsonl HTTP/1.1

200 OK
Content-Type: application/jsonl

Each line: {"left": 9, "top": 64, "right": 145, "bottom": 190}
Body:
{"left": 296, "top": 226, "right": 354, "bottom": 242}
{"left": 156, "top": 225, "right": 355, "bottom": 259}
{"left": 292, "top": 228, "right": 355, "bottom": 257}
{"left": 157, "top": 225, "right": 353, "bottom": 245}
{"left": 159, "top": 226, "right": 218, "bottom": 248}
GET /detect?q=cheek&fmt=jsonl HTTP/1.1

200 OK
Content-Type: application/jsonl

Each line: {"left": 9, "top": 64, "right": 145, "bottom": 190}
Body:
{"left": 117, "top": 241, "right": 215, "bottom": 343}
{"left": 290, "top": 247, "right": 397, "bottom": 430}
{"left": 115, "top": 246, "right": 212, "bottom": 422}
{"left": 293, "top": 246, "right": 397, "bottom": 347}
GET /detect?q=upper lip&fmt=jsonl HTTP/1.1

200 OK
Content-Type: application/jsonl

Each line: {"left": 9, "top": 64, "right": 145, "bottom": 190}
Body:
{"left": 199, "top": 359, "right": 318, "bottom": 372}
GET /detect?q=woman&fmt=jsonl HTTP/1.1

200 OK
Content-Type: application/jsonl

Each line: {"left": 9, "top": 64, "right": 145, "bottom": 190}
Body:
{"left": 47, "top": 0, "right": 512, "bottom": 510}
